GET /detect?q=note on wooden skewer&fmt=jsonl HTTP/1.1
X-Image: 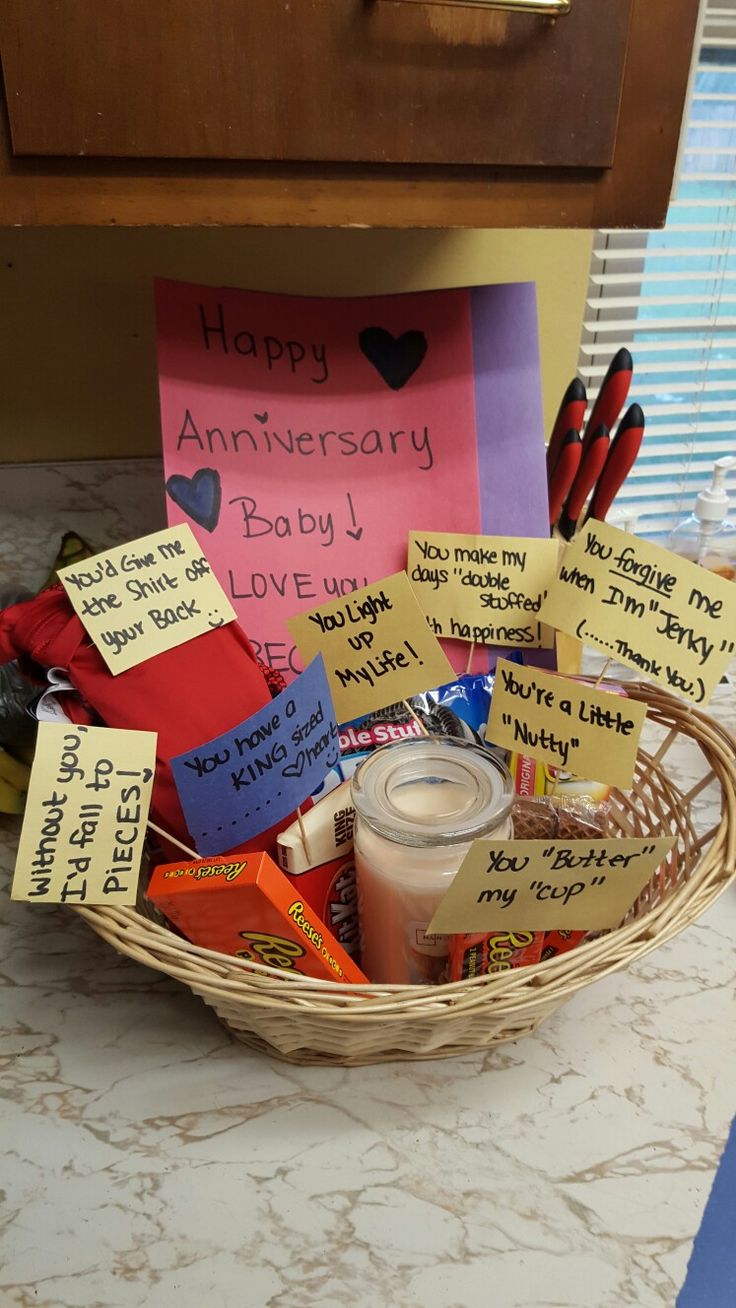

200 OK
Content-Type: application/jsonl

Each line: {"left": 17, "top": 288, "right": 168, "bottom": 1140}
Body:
{"left": 11, "top": 723, "right": 156, "bottom": 905}
{"left": 408, "top": 530, "right": 558, "bottom": 649}
{"left": 427, "top": 837, "right": 675, "bottom": 934}
{"left": 486, "top": 659, "right": 646, "bottom": 790}
{"left": 538, "top": 520, "right": 736, "bottom": 705}
{"left": 59, "top": 524, "right": 235, "bottom": 674}
{"left": 287, "top": 571, "right": 454, "bottom": 723}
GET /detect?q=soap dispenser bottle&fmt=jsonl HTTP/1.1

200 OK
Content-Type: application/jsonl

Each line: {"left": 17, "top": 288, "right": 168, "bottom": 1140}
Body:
{"left": 668, "top": 456, "right": 736, "bottom": 581}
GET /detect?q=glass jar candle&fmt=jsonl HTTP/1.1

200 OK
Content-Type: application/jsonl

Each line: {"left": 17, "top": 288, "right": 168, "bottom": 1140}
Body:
{"left": 351, "top": 736, "right": 513, "bottom": 984}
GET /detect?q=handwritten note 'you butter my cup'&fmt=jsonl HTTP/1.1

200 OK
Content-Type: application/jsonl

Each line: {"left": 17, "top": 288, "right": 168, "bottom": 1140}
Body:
{"left": 59, "top": 524, "right": 236, "bottom": 674}
{"left": 427, "top": 837, "right": 675, "bottom": 934}
{"left": 486, "top": 659, "right": 646, "bottom": 790}
{"left": 11, "top": 722, "right": 156, "bottom": 905}
{"left": 408, "top": 531, "right": 559, "bottom": 648}
{"left": 287, "top": 571, "right": 454, "bottom": 722}
{"left": 539, "top": 520, "right": 736, "bottom": 704}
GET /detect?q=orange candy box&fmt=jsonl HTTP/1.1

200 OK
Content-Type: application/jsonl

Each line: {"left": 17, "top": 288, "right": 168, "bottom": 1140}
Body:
{"left": 147, "top": 850, "right": 368, "bottom": 984}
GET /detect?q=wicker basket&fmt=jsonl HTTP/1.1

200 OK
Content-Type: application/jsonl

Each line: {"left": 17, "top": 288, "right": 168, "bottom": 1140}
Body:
{"left": 75, "top": 682, "right": 736, "bottom": 1066}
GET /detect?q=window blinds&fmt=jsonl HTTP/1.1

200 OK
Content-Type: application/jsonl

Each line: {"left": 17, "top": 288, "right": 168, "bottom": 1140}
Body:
{"left": 579, "top": 0, "right": 736, "bottom": 540}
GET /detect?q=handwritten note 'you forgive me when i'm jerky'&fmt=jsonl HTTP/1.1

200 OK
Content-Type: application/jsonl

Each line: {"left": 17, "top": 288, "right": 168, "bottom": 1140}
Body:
{"left": 539, "top": 520, "right": 736, "bottom": 704}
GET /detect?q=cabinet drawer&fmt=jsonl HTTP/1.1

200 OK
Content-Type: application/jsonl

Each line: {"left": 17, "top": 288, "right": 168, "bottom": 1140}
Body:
{"left": 0, "top": 0, "right": 632, "bottom": 167}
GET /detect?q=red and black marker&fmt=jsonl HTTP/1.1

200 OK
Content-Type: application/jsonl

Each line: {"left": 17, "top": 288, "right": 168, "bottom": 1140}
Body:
{"left": 588, "top": 403, "right": 645, "bottom": 523}
{"left": 558, "top": 424, "right": 610, "bottom": 541}
{"left": 547, "top": 377, "right": 587, "bottom": 477}
{"left": 581, "top": 348, "right": 633, "bottom": 457}
{"left": 548, "top": 428, "right": 582, "bottom": 529}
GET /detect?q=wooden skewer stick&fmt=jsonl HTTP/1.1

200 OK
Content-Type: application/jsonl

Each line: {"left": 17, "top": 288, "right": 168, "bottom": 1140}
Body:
{"left": 594, "top": 657, "right": 613, "bottom": 688}
{"left": 403, "top": 699, "right": 430, "bottom": 736}
{"left": 465, "top": 641, "right": 476, "bottom": 675}
{"left": 296, "top": 805, "right": 313, "bottom": 864}
{"left": 147, "top": 820, "right": 200, "bottom": 861}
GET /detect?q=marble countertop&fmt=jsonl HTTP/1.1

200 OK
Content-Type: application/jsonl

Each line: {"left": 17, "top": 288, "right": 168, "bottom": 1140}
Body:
{"left": 2, "top": 461, "right": 735, "bottom": 1308}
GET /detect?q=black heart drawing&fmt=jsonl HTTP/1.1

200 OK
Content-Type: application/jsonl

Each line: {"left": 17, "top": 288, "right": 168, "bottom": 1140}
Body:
{"left": 358, "top": 326, "right": 428, "bottom": 390}
{"left": 282, "top": 751, "right": 305, "bottom": 780}
{"left": 254, "top": 411, "right": 268, "bottom": 425}
{"left": 165, "top": 468, "right": 222, "bottom": 533}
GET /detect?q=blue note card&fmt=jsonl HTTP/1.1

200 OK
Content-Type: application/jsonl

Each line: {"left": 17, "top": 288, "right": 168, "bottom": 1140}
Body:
{"left": 171, "top": 655, "right": 339, "bottom": 854}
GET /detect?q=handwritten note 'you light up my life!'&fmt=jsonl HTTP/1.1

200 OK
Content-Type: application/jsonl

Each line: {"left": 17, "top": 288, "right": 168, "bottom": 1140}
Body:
{"left": 408, "top": 531, "right": 559, "bottom": 648}
{"left": 171, "top": 655, "right": 338, "bottom": 855}
{"left": 11, "top": 723, "right": 156, "bottom": 905}
{"left": 59, "top": 524, "right": 236, "bottom": 674}
{"left": 486, "top": 659, "right": 646, "bottom": 790}
{"left": 538, "top": 520, "right": 736, "bottom": 704}
{"left": 287, "top": 571, "right": 454, "bottom": 722}
{"left": 427, "top": 837, "right": 675, "bottom": 934}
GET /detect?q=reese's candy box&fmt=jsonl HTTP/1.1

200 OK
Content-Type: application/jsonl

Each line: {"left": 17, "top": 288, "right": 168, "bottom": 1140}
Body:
{"left": 146, "top": 850, "right": 368, "bottom": 984}
{"left": 448, "top": 929, "right": 543, "bottom": 980}
{"left": 276, "top": 781, "right": 359, "bottom": 962}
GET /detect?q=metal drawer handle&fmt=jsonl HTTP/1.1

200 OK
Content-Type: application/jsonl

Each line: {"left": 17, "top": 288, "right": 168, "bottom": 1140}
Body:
{"left": 378, "top": 0, "right": 571, "bottom": 14}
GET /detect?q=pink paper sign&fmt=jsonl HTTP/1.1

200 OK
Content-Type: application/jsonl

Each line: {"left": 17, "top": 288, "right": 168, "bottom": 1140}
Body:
{"left": 156, "top": 278, "right": 547, "bottom": 677}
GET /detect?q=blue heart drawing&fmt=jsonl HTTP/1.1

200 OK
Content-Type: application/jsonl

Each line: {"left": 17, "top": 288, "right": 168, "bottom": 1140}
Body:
{"left": 165, "top": 468, "right": 222, "bottom": 533}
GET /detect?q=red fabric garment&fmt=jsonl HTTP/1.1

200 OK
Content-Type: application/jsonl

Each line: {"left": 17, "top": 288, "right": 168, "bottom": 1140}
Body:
{"left": 0, "top": 585, "right": 287, "bottom": 857}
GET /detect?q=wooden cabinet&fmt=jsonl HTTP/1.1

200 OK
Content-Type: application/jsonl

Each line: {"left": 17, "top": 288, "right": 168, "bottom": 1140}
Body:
{"left": 0, "top": 0, "right": 699, "bottom": 228}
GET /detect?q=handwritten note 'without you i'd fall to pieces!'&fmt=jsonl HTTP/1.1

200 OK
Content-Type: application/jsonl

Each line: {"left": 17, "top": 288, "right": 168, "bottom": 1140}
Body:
{"left": 11, "top": 723, "right": 157, "bottom": 905}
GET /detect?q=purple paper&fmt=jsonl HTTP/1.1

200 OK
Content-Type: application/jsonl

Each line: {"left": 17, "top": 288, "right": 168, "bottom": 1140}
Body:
{"left": 171, "top": 655, "right": 338, "bottom": 854}
{"left": 471, "top": 283, "right": 555, "bottom": 671}
{"left": 471, "top": 283, "right": 548, "bottom": 539}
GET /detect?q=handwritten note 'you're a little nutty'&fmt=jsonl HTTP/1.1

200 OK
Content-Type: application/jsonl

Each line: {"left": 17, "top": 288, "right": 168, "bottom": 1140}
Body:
{"left": 486, "top": 659, "right": 646, "bottom": 789}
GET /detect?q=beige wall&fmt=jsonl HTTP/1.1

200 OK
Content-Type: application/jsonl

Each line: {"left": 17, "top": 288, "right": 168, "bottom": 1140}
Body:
{"left": 0, "top": 227, "right": 592, "bottom": 463}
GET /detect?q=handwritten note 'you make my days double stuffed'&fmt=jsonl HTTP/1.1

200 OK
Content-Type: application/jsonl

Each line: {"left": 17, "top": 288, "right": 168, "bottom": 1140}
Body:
{"left": 59, "top": 525, "right": 236, "bottom": 674}
{"left": 539, "top": 520, "right": 736, "bottom": 704}
{"left": 427, "top": 836, "right": 675, "bottom": 934}
{"left": 408, "top": 531, "right": 558, "bottom": 648}
{"left": 171, "top": 655, "right": 338, "bottom": 855}
{"left": 287, "top": 571, "right": 454, "bottom": 722}
{"left": 486, "top": 659, "right": 646, "bottom": 790}
{"left": 12, "top": 723, "right": 156, "bottom": 905}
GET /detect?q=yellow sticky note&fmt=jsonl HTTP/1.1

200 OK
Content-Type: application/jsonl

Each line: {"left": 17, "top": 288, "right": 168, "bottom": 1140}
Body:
{"left": 427, "top": 837, "right": 675, "bottom": 934}
{"left": 539, "top": 520, "right": 736, "bottom": 705}
{"left": 287, "top": 571, "right": 455, "bottom": 722}
{"left": 486, "top": 659, "right": 646, "bottom": 790}
{"left": 11, "top": 722, "right": 156, "bottom": 905}
{"left": 408, "top": 531, "right": 559, "bottom": 648}
{"left": 59, "top": 525, "right": 236, "bottom": 674}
